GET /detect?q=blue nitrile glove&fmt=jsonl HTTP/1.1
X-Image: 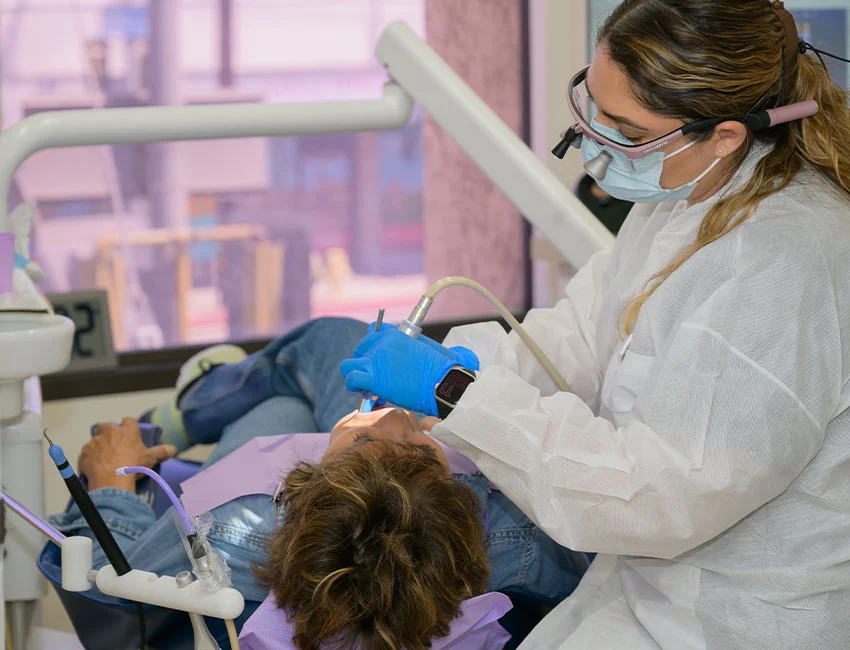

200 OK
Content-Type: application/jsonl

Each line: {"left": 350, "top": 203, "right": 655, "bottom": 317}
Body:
{"left": 342, "top": 328, "right": 470, "bottom": 417}
{"left": 354, "top": 322, "right": 480, "bottom": 371}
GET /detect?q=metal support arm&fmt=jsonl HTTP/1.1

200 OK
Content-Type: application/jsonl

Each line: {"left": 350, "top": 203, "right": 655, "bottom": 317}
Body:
{"left": 0, "top": 21, "right": 613, "bottom": 265}
{"left": 0, "top": 82, "right": 414, "bottom": 232}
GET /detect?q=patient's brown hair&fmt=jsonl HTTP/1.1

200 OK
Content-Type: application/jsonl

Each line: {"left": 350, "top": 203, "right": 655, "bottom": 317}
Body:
{"left": 256, "top": 438, "right": 491, "bottom": 650}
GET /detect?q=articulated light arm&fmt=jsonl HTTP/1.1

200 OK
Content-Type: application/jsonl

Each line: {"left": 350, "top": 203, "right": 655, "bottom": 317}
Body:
{"left": 0, "top": 83, "right": 413, "bottom": 232}
{"left": 0, "top": 21, "right": 612, "bottom": 266}
{"left": 375, "top": 22, "right": 613, "bottom": 264}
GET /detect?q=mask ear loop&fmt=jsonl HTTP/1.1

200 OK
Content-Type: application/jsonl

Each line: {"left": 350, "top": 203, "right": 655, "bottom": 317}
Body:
{"left": 686, "top": 156, "right": 723, "bottom": 188}
{"left": 663, "top": 138, "right": 699, "bottom": 162}
{"left": 664, "top": 138, "right": 723, "bottom": 189}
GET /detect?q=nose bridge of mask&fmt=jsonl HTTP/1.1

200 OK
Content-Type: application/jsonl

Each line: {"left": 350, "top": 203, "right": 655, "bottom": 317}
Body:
{"left": 587, "top": 115, "right": 631, "bottom": 145}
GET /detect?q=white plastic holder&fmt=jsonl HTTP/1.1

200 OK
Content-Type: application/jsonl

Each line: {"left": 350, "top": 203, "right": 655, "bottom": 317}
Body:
{"left": 94, "top": 566, "right": 244, "bottom": 620}
{"left": 59, "top": 535, "right": 244, "bottom": 619}
{"left": 61, "top": 537, "right": 93, "bottom": 593}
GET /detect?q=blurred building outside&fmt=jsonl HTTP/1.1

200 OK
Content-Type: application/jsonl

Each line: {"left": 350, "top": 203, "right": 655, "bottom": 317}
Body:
{"left": 1, "top": 0, "right": 428, "bottom": 349}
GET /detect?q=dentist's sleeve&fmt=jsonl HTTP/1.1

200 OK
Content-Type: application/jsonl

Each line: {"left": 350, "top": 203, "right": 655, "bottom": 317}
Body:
{"left": 432, "top": 231, "right": 840, "bottom": 559}
{"left": 443, "top": 249, "right": 612, "bottom": 410}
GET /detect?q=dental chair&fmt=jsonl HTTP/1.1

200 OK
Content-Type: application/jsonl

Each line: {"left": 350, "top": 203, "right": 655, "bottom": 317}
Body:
{"left": 37, "top": 423, "right": 260, "bottom": 650}
{"left": 37, "top": 424, "right": 557, "bottom": 649}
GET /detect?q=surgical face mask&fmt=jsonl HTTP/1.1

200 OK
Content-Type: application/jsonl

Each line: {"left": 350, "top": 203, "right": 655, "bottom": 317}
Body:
{"left": 581, "top": 119, "right": 722, "bottom": 204}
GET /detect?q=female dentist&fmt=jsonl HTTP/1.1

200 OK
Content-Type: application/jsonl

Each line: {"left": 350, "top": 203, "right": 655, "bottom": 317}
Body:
{"left": 342, "top": 1, "right": 850, "bottom": 648}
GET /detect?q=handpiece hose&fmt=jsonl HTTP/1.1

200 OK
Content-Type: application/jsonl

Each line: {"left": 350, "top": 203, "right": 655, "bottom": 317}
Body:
{"left": 398, "top": 277, "right": 572, "bottom": 393}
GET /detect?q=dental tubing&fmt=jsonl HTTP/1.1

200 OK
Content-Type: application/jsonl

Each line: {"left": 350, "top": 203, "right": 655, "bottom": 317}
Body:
{"left": 117, "top": 466, "right": 232, "bottom": 593}
{"left": 399, "top": 277, "right": 572, "bottom": 393}
{"left": 116, "top": 465, "right": 194, "bottom": 534}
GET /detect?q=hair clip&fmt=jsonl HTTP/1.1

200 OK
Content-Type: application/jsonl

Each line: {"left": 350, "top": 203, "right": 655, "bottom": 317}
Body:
{"left": 271, "top": 480, "right": 284, "bottom": 504}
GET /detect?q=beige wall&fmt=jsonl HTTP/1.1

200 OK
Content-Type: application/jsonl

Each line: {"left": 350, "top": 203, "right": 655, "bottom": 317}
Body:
{"left": 529, "top": 0, "right": 590, "bottom": 189}
{"left": 529, "top": 0, "right": 591, "bottom": 307}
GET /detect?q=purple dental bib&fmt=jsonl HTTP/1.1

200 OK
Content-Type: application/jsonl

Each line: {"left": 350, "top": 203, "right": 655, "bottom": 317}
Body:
{"left": 178, "top": 433, "right": 512, "bottom": 650}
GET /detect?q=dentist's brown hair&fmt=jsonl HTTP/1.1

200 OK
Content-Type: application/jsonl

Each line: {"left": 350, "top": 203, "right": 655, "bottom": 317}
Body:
{"left": 602, "top": 0, "right": 850, "bottom": 336}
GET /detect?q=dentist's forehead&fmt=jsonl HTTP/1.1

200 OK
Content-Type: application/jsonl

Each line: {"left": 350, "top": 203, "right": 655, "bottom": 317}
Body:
{"left": 586, "top": 46, "right": 685, "bottom": 133}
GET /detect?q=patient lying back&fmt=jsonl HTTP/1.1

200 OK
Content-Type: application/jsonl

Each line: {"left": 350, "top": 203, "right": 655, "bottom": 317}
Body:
{"left": 65, "top": 408, "right": 586, "bottom": 649}
{"left": 255, "top": 408, "right": 491, "bottom": 650}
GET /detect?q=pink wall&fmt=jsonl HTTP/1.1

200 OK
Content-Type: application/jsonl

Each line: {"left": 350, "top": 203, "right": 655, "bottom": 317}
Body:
{"left": 423, "top": 0, "right": 527, "bottom": 320}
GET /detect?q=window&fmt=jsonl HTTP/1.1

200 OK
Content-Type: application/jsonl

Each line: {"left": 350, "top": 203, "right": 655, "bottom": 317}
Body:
{"left": 789, "top": 5, "right": 849, "bottom": 88}
{"left": 2, "top": 0, "right": 530, "bottom": 351}
{"left": 590, "top": 0, "right": 849, "bottom": 88}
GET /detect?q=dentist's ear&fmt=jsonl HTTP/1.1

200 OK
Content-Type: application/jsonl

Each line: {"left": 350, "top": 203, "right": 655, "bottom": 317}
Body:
{"left": 710, "top": 121, "right": 748, "bottom": 159}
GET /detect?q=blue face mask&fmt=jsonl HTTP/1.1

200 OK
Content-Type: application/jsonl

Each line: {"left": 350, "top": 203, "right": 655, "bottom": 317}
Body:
{"left": 581, "top": 119, "right": 722, "bottom": 204}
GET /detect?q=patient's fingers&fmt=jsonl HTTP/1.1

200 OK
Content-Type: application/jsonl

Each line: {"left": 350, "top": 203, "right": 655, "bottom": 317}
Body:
{"left": 93, "top": 418, "right": 141, "bottom": 438}
{"left": 148, "top": 444, "right": 178, "bottom": 465}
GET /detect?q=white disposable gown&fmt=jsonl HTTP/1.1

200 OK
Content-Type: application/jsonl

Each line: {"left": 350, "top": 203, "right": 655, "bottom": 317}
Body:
{"left": 433, "top": 143, "right": 850, "bottom": 649}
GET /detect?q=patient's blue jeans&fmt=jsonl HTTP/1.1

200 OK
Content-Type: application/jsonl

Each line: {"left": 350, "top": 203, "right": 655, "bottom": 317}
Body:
{"left": 49, "top": 318, "right": 590, "bottom": 626}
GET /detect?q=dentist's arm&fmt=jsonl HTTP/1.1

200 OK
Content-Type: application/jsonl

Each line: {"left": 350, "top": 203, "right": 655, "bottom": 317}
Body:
{"left": 443, "top": 249, "right": 612, "bottom": 409}
{"left": 431, "top": 237, "right": 838, "bottom": 558}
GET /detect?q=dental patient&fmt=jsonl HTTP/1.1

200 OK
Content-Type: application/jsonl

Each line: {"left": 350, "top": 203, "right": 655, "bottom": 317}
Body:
{"left": 48, "top": 318, "right": 590, "bottom": 650}
{"left": 258, "top": 408, "right": 491, "bottom": 650}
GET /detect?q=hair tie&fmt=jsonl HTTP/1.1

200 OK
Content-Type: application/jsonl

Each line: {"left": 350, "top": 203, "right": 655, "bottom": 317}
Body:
{"left": 770, "top": 1, "right": 802, "bottom": 87}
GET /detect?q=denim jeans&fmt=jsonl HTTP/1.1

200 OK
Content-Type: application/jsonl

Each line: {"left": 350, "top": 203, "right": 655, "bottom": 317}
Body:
{"left": 49, "top": 318, "right": 590, "bottom": 641}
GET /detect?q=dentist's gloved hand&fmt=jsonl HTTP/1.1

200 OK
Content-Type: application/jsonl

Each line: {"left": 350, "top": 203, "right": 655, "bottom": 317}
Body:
{"left": 341, "top": 328, "right": 478, "bottom": 416}
{"left": 354, "top": 322, "right": 480, "bottom": 371}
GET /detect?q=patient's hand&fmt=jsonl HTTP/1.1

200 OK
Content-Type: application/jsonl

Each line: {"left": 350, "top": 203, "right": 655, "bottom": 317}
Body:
{"left": 80, "top": 418, "right": 177, "bottom": 492}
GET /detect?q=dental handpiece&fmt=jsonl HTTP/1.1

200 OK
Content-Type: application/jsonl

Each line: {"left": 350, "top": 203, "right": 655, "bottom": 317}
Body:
{"left": 398, "top": 296, "right": 433, "bottom": 339}
{"left": 44, "top": 430, "right": 132, "bottom": 575}
{"left": 360, "top": 308, "right": 385, "bottom": 413}
{"left": 397, "top": 277, "right": 572, "bottom": 392}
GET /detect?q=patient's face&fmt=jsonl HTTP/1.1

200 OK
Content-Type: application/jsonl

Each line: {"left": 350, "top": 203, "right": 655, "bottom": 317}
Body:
{"left": 327, "top": 408, "right": 451, "bottom": 472}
